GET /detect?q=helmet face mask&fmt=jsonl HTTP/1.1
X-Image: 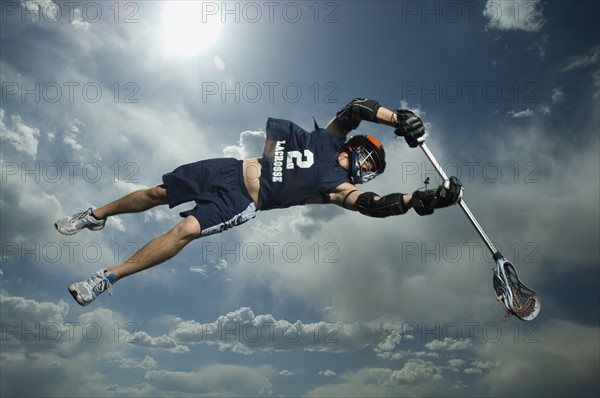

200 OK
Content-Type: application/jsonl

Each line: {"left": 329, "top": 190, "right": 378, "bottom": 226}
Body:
{"left": 346, "top": 135, "right": 386, "bottom": 184}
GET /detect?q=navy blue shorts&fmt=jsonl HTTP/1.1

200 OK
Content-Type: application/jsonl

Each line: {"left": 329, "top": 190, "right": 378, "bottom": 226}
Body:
{"left": 162, "top": 158, "right": 256, "bottom": 237}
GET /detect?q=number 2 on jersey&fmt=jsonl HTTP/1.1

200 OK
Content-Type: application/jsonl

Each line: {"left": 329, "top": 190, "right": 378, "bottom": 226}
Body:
{"left": 287, "top": 150, "right": 314, "bottom": 169}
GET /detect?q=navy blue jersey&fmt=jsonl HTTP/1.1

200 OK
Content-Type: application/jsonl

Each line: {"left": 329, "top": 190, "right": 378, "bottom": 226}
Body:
{"left": 259, "top": 118, "right": 350, "bottom": 210}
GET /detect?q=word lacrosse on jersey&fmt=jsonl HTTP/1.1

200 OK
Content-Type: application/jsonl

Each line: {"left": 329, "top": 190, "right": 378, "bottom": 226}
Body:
{"left": 259, "top": 118, "right": 351, "bottom": 210}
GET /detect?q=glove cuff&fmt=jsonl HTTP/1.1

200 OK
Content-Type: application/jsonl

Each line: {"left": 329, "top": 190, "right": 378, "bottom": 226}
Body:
{"left": 410, "top": 190, "right": 436, "bottom": 216}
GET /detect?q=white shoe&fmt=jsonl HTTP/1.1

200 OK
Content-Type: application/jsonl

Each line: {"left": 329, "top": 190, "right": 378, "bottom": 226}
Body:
{"left": 55, "top": 208, "right": 105, "bottom": 235}
{"left": 68, "top": 269, "right": 113, "bottom": 306}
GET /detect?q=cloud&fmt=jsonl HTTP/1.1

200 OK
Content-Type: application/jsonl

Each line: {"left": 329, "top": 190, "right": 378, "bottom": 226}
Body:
{"left": 319, "top": 369, "right": 337, "bottom": 377}
{"left": 0, "top": 165, "right": 63, "bottom": 249}
{"left": 0, "top": 293, "right": 155, "bottom": 396}
{"left": 483, "top": 0, "right": 546, "bottom": 32}
{"left": 0, "top": 109, "right": 40, "bottom": 158}
{"left": 143, "top": 208, "right": 175, "bottom": 223}
{"left": 134, "top": 355, "right": 159, "bottom": 370}
{"left": 0, "top": 294, "right": 68, "bottom": 326}
{"left": 144, "top": 365, "right": 274, "bottom": 396}
{"left": 306, "top": 361, "right": 448, "bottom": 397}
{"left": 167, "top": 306, "right": 396, "bottom": 355}
{"left": 448, "top": 358, "right": 466, "bottom": 370}
{"left": 21, "top": 0, "right": 60, "bottom": 21}
{"left": 130, "top": 331, "right": 190, "bottom": 353}
{"left": 62, "top": 119, "right": 84, "bottom": 151}
{"left": 485, "top": 119, "right": 599, "bottom": 270}
{"left": 306, "top": 317, "right": 600, "bottom": 397}
{"left": 398, "top": 100, "right": 425, "bottom": 117}
{"left": 70, "top": 7, "right": 91, "bottom": 30}
{"left": 391, "top": 359, "right": 444, "bottom": 384}
{"left": 189, "top": 264, "right": 208, "bottom": 277}
{"left": 538, "top": 106, "right": 551, "bottom": 116}
{"left": 374, "top": 329, "right": 403, "bottom": 359}
{"left": 223, "top": 130, "right": 266, "bottom": 159}
{"left": 464, "top": 360, "right": 500, "bottom": 374}
{"left": 561, "top": 45, "right": 600, "bottom": 71}
{"left": 473, "top": 320, "right": 600, "bottom": 396}
{"left": 507, "top": 108, "right": 534, "bottom": 118}
{"left": 560, "top": 45, "right": 600, "bottom": 99}
{"left": 0, "top": 351, "right": 109, "bottom": 397}
{"left": 534, "top": 86, "right": 566, "bottom": 117}
{"left": 425, "top": 338, "right": 472, "bottom": 352}
{"left": 290, "top": 205, "right": 345, "bottom": 239}
{"left": 528, "top": 34, "right": 550, "bottom": 59}
{"left": 110, "top": 355, "right": 158, "bottom": 370}
{"left": 551, "top": 87, "right": 565, "bottom": 104}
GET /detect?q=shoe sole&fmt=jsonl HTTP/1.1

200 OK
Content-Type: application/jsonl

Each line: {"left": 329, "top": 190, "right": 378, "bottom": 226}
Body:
{"left": 55, "top": 223, "right": 79, "bottom": 236}
{"left": 55, "top": 223, "right": 105, "bottom": 235}
{"left": 68, "top": 285, "right": 89, "bottom": 306}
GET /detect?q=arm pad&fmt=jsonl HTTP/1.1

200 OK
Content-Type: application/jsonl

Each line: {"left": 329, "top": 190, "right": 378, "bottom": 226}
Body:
{"left": 336, "top": 98, "right": 381, "bottom": 131}
{"left": 356, "top": 192, "right": 408, "bottom": 218}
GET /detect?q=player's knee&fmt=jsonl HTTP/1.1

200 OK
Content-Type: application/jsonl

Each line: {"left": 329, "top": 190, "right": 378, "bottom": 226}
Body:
{"left": 147, "top": 185, "right": 168, "bottom": 204}
{"left": 174, "top": 216, "right": 201, "bottom": 241}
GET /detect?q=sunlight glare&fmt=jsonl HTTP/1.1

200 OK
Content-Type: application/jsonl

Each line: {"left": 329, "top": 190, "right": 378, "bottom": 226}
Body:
{"left": 162, "top": 1, "right": 223, "bottom": 55}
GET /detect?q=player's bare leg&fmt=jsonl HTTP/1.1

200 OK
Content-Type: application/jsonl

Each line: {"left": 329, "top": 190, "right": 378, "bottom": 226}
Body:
{"left": 92, "top": 185, "right": 169, "bottom": 219}
{"left": 68, "top": 216, "right": 201, "bottom": 306}
{"left": 106, "top": 215, "right": 201, "bottom": 279}
{"left": 55, "top": 185, "right": 169, "bottom": 235}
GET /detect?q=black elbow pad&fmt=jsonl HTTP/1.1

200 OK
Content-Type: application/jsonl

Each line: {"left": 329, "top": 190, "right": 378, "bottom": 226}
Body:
{"left": 356, "top": 192, "right": 407, "bottom": 218}
{"left": 336, "top": 98, "right": 381, "bottom": 131}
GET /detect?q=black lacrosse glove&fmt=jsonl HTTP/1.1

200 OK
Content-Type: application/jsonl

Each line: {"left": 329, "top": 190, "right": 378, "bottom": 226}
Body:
{"left": 394, "top": 109, "right": 427, "bottom": 148}
{"left": 410, "top": 176, "right": 463, "bottom": 216}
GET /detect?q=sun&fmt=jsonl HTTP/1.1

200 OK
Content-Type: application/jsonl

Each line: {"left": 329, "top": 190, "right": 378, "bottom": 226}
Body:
{"left": 161, "top": 1, "right": 223, "bottom": 55}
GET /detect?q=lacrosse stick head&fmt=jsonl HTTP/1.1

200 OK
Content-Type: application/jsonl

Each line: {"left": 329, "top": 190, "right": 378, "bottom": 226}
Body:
{"left": 492, "top": 254, "right": 541, "bottom": 321}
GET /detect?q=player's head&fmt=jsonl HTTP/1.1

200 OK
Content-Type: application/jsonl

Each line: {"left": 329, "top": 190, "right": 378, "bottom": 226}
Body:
{"left": 345, "top": 135, "right": 386, "bottom": 184}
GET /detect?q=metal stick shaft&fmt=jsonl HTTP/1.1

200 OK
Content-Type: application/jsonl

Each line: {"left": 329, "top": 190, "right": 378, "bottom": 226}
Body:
{"left": 419, "top": 143, "right": 498, "bottom": 256}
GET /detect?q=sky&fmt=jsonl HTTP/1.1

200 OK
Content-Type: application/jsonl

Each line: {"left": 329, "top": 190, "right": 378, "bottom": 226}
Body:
{"left": 0, "top": 0, "right": 599, "bottom": 396}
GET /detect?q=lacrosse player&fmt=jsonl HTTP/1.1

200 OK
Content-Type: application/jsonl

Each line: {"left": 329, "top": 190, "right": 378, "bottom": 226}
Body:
{"left": 55, "top": 98, "right": 463, "bottom": 306}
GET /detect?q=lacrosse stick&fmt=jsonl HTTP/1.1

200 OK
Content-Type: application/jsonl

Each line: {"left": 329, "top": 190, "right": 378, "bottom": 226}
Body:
{"left": 419, "top": 143, "right": 541, "bottom": 321}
